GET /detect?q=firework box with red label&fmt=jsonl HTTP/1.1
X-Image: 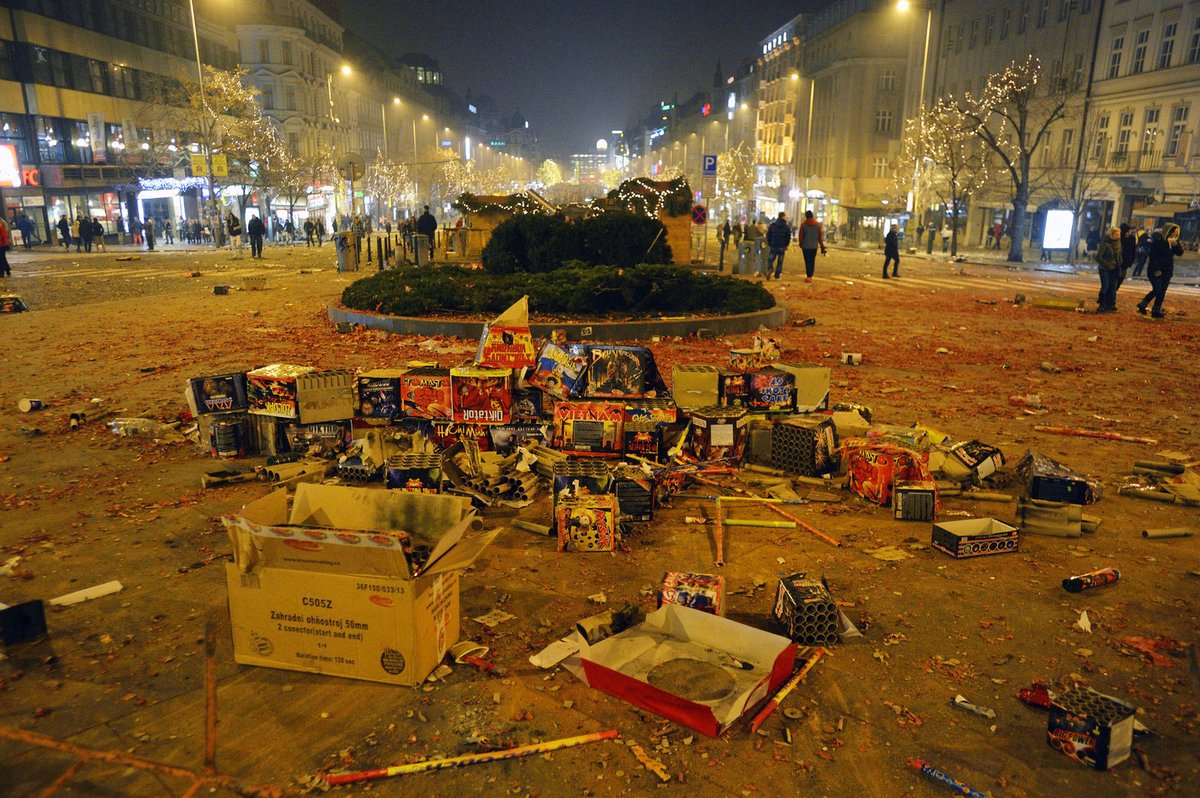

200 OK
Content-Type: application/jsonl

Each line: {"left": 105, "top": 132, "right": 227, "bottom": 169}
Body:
{"left": 356, "top": 368, "right": 408, "bottom": 420}
{"left": 658, "top": 572, "right": 725, "bottom": 616}
{"left": 555, "top": 494, "right": 619, "bottom": 552}
{"left": 189, "top": 372, "right": 249, "bottom": 415}
{"left": 842, "top": 439, "right": 933, "bottom": 506}
{"left": 931, "top": 517, "right": 1019, "bottom": 559}
{"left": 247, "top": 364, "right": 315, "bottom": 419}
{"left": 475, "top": 296, "right": 537, "bottom": 369}
{"left": 223, "top": 483, "right": 493, "bottom": 686}
{"left": 585, "top": 345, "right": 661, "bottom": 399}
{"left": 624, "top": 398, "right": 677, "bottom": 425}
{"left": 687, "top": 406, "right": 749, "bottom": 462}
{"left": 1047, "top": 687, "right": 1135, "bottom": 770}
{"left": 529, "top": 342, "right": 587, "bottom": 400}
{"left": 748, "top": 367, "right": 796, "bottom": 413}
{"left": 553, "top": 401, "right": 625, "bottom": 456}
{"left": 718, "top": 370, "right": 751, "bottom": 408}
{"left": 568, "top": 604, "right": 797, "bottom": 737}
{"left": 450, "top": 366, "right": 512, "bottom": 425}
{"left": 400, "top": 367, "right": 453, "bottom": 420}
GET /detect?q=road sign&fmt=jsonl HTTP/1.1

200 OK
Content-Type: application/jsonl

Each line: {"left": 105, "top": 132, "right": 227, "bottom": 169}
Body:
{"left": 702, "top": 154, "right": 717, "bottom": 176}
{"left": 337, "top": 151, "right": 365, "bottom": 182}
{"left": 692, "top": 204, "right": 708, "bottom": 225}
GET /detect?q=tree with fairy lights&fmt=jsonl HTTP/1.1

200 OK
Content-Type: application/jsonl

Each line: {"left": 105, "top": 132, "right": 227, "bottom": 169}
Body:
{"left": 367, "top": 148, "right": 414, "bottom": 221}
{"left": 535, "top": 159, "right": 563, "bottom": 189}
{"left": 716, "top": 142, "right": 755, "bottom": 221}
{"left": 958, "top": 56, "right": 1071, "bottom": 262}
{"left": 892, "top": 100, "right": 989, "bottom": 257}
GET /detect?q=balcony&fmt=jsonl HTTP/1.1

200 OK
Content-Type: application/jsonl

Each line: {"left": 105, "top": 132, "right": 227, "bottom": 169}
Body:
{"left": 1095, "top": 148, "right": 1163, "bottom": 172}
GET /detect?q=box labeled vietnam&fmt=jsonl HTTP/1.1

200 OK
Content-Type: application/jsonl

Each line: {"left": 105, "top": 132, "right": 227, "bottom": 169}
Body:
{"left": 223, "top": 483, "right": 494, "bottom": 686}
{"left": 570, "top": 605, "right": 797, "bottom": 737}
{"left": 1048, "top": 687, "right": 1135, "bottom": 771}
{"left": 450, "top": 366, "right": 512, "bottom": 425}
{"left": 356, "top": 368, "right": 408, "bottom": 419}
{"left": 553, "top": 401, "right": 625, "bottom": 456}
{"left": 189, "top": 372, "right": 248, "bottom": 415}
{"left": 931, "top": 517, "right": 1019, "bottom": 559}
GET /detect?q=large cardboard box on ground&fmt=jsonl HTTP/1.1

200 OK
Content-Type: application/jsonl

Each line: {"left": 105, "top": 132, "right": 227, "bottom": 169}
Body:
{"left": 223, "top": 484, "right": 494, "bottom": 686}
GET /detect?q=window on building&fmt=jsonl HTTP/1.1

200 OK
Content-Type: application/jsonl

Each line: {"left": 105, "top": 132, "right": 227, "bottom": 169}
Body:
{"left": 35, "top": 116, "right": 65, "bottom": 164}
{"left": 969, "top": 18, "right": 979, "bottom": 48}
{"left": 873, "top": 157, "right": 889, "bottom": 178}
{"left": 875, "top": 110, "right": 894, "bottom": 133}
{"left": 260, "top": 85, "right": 274, "bottom": 109}
{"left": 879, "top": 69, "right": 896, "bottom": 92}
{"left": 1115, "top": 110, "right": 1133, "bottom": 159}
{"left": 1092, "top": 131, "right": 1108, "bottom": 159}
{"left": 1132, "top": 30, "right": 1149, "bottom": 74}
{"left": 1189, "top": 18, "right": 1200, "bottom": 64}
{"left": 1069, "top": 54, "right": 1084, "bottom": 89}
{"left": 0, "top": 113, "right": 32, "bottom": 164}
{"left": 1038, "top": 0, "right": 1050, "bottom": 29}
{"left": 1166, "top": 105, "right": 1189, "bottom": 156}
{"left": 984, "top": 13, "right": 994, "bottom": 44}
{"left": 1143, "top": 108, "right": 1160, "bottom": 154}
{"left": 110, "top": 64, "right": 136, "bottom": 98}
{"left": 1041, "top": 131, "right": 1055, "bottom": 165}
{"left": 1108, "top": 36, "right": 1124, "bottom": 78}
{"left": 258, "top": 40, "right": 270, "bottom": 63}
{"left": 1058, "top": 0, "right": 1070, "bottom": 22}
{"left": 281, "top": 40, "right": 292, "bottom": 65}
{"left": 1019, "top": 1, "right": 1030, "bottom": 34}
{"left": 285, "top": 87, "right": 296, "bottom": 111}
{"left": 1000, "top": 8, "right": 1011, "bottom": 39}
{"left": 1060, "top": 128, "right": 1074, "bottom": 165}
{"left": 1159, "top": 22, "right": 1177, "bottom": 69}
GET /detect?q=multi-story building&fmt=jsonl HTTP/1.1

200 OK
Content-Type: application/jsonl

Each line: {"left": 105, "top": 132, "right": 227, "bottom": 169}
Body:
{"left": 754, "top": 15, "right": 803, "bottom": 217}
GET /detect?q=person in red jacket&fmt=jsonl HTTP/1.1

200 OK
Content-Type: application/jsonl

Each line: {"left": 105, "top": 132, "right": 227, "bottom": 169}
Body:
{"left": 797, "top": 210, "right": 826, "bottom": 283}
{"left": 0, "top": 218, "right": 11, "bottom": 277}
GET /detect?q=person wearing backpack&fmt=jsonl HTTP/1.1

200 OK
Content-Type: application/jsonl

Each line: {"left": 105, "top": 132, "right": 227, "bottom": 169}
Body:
{"left": 1094, "top": 226, "right": 1121, "bottom": 312}
{"left": 1137, "top": 223, "right": 1184, "bottom": 318}
{"left": 1130, "top": 227, "right": 1151, "bottom": 277}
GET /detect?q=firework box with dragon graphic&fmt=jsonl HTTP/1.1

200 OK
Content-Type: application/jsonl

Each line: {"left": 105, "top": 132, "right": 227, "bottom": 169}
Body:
{"left": 222, "top": 483, "right": 494, "bottom": 686}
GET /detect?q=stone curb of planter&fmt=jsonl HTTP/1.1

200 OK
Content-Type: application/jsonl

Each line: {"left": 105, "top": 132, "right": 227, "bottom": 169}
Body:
{"left": 327, "top": 304, "right": 788, "bottom": 342}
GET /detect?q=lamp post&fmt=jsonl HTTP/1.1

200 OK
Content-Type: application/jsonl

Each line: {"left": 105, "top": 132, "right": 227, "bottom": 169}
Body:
{"left": 186, "top": 0, "right": 220, "bottom": 246}
{"left": 897, "top": 0, "right": 933, "bottom": 242}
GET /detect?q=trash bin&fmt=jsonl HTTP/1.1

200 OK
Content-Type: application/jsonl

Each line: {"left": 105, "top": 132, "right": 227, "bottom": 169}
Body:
{"left": 334, "top": 231, "right": 359, "bottom": 272}
{"left": 737, "top": 242, "right": 756, "bottom": 275}
{"left": 413, "top": 234, "right": 431, "bottom": 266}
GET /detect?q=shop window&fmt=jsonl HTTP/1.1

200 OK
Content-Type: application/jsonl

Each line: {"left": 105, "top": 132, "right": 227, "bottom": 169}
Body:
{"left": 0, "top": 41, "right": 15, "bottom": 82}
{"left": 36, "top": 116, "right": 65, "bottom": 163}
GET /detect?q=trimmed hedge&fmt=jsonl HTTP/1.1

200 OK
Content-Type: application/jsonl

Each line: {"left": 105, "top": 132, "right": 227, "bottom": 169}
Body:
{"left": 341, "top": 264, "right": 775, "bottom": 318}
{"left": 481, "top": 211, "right": 672, "bottom": 274}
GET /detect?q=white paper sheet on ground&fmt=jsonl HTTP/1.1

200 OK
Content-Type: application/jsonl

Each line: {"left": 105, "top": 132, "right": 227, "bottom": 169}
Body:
{"left": 1076, "top": 610, "right": 1092, "bottom": 633}
{"left": 49, "top": 580, "right": 124, "bottom": 606}
{"left": 837, "top": 607, "right": 863, "bottom": 639}
{"left": 531, "top": 632, "right": 585, "bottom": 669}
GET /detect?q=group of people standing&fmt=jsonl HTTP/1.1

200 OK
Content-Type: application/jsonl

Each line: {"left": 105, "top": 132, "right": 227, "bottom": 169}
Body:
{"left": 715, "top": 211, "right": 827, "bottom": 281}
{"left": 54, "top": 215, "right": 107, "bottom": 253}
{"left": 1094, "top": 222, "right": 1183, "bottom": 317}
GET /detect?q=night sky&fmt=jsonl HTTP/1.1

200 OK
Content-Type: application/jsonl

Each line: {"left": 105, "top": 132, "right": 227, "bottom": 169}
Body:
{"left": 342, "top": 0, "right": 824, "bottom": 157}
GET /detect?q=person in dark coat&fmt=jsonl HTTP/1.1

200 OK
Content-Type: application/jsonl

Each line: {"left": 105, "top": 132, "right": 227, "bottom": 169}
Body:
{"left": 1137, "top": 223, "right": 1184, "bottom": 318}
{"left": 56, "top": 215, "right": 71, "bottom": 249}
{"left": 1131, "top": 227, "right": 1151, "bottom": 277}
{"left": 79, "top": 215, "right": 94, "bottom": 253}
{"left": 415, "top": 205, "right": 437, "bottom": 260}
{"left": 247, "top": 214, "right": 266, "bottom": 258}
{"left": 882, "top": 223, "right": 900, "bottom": 278}
{"left": 1094, "top": 226, "right": 1121, "bottom": 312}
{"left": 765, "top": 212, "right": 791, "bottom": 279}
{"left": 1117, "top": 222, "right": 1135, "bottom": 295}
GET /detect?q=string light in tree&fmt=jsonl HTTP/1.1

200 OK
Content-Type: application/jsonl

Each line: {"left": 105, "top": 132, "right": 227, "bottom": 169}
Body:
{"left": 610, "top": 177, "right": 692, "bottom": 217}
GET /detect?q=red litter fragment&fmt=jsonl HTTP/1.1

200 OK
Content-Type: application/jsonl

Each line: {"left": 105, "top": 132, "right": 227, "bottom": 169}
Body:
{"left": 1121, "top": 636, "right": 1179, "bottom": 667}
{"left": 1017, "top": 683, "right": 1052, "bottom": 709}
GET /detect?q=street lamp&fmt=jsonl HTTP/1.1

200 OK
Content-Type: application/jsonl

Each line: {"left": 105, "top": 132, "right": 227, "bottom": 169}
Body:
{"left": 897, "top": 0, "right": 933, "bottom": 241}
{"left": 186, "top": 0, "right": 220, "bottom": 246}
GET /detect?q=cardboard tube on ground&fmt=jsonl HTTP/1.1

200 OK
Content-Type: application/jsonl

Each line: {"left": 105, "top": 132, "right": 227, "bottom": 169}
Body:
{"left": 1142, "top": 528, "right": 1194, "bottom": 539}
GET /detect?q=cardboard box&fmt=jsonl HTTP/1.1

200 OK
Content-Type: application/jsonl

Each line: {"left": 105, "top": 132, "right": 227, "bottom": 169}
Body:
{"left": 688, "top": 406, "right": 749, "bottom": 462}
{"left": 552, "top": 459, "right": 612, "bottom": 499}
{"left": 770, "top": 416, "right": 838, "bottom": 476}
{"left": 585, "top": 345, "right": 658, "bottom": 398}
{"left": 571, "top": 605, "right": 797, "bottom": 737}
{"left": 247, "top": 364, "right": 315, "bottom": 418}
{"left": 623, "top": 398, "right": 677, "bottom": 425}
{"left": 623, "top": 421, "right": 663, "bottom": 461}
{"left": 658, "top": 572, "right": 725, "bottom": 616}
{"left": 612, "top": 464, "right": 654, "bottom": 522}
{"left": 771, "top": 573, "right": 838, "bottom": 645}
{"left": 189, "top": 372, "right": 248, "bottom": 415}
{"left": 948, "top": 440, "right": 1004, "bottom": 480}
{"left": 843, "top": 439, "right": 933, "bottom": 506}
{"left": 931, "top": 517, "right": 1019, "bottom": 558}
{"left": 1048, "top": 688, "right": 1135, "bottom": 770}
{"left": 553, "top": 401, "right": 625, "bottom": 456}
{"left": 671, "top": 365, "right": 720, "bottom": 410}
{"left": 748, "top": 367, "right": 796, "bottom": 413}
{"left": 529, "top": 342, "right": 588, "bottom": 400}
{"left": 488, "top": 423, "right": 552, "bottom": 454}
{"left": 1018, "top": 450, "right": 1101, "bottom": 505}
{"left": 400, "top": 367, "right": 453, "bottom": 420}
{"left": 356, "top": 369, "right": 408, "bottom": 419}
{"left": 893, "top": 480, "right": 938, "bottom": 521}
{"left": 475, "top": 297, "right": 537, "bottom": 369}
{"left": 223, "top": 484, "right": 493, "bottom": 685}
{"left": 385, "top": 454, "right": 442, "bottom": 493}
{"left": 718, "top": 370, "right": 751, "bottom": 408}
{"left": 450, "top": 366, "right": 512, "bottom": 425}
{"left": 296, "top": 370, "right": 356, "bottom": 424}
{"left": 772, "top": 363, "right": 831, "bottom": 413}
{"left": 510, "top": 388, "right": 545, "bottom": 421}
{"left": 728, "top": 349, "right": 763, "bottom": 371}
{"left": 555, "top": 494, "right": 619, "bottom": 552}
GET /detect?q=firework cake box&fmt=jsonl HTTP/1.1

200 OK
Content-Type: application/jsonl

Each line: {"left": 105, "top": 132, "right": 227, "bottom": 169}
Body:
{"left": 400, "top": 367, "right": 453, "bottom": 420}
{"left": 1047, "top": 687, "right": 1136, "bottom": 770}
{"left": 658, "top": 572, "right": 725, "bottom": 616}
{"left": 475, "top": 297, "right": 537, "bottom": 369}
{"left": 356, "top": 368, "right": 408, "bottom": 420}
{"left": 553, "top": 401, "right": 625, "bottom": 456}
{"left": 247, "top": 364, "right": 315, "bottom": 419}
{"left": 188, "top": 372, "right": 249, "bottom": 415}
{"left": 450, "top": 366, "right": 512, "bottom": 425}
{"left": 223, "top": 483, "right": 495, "bottom": 686}
{"left": 568, "top": 605, "right": 797, "bottom": 738}
{"left": 555, "top": 494, "right": 619, "bottom": 552}
{"left": 585, "top": 345, "right": 660, "bottom": 399}
{"left": 747, "top": 367, "right": 796, "bottom": 413}
{"left": 529, "top": 342, "right": 588, "bottom": 400}
{"left": 931, "top": 517, "right": 1019, "bottom": 559}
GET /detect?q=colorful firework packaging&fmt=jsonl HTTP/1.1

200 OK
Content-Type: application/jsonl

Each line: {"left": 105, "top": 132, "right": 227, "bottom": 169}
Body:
{"left": 842, "top": 439, "right": 932, "bottom": 506}
{"left": 747, "top": 367, "right": 796, "bottom": 412}
{"left": 658, "top": 571, "right": 725, "bottom": 616}
{"left": 246, "top": 364, "right": 315, "bottom": 419}
{"left": 931, "top": 518, "right": 1020, "bottom": 559}
{"left": 400, "top": 367, "right": 453, "bottom": 420}
{"left": 474, "top": 297, "right": 537, "bottom": 369}
{"left": 189, "top": 372, "right": 249, "bottom": 415}
{"left": 687, "top": 406, "right": 749, "bottom": 461}
{"left": 584, "top": 345, "right": 662, "bottom": 399}
{"left": 529, "top": 341, "right": 587, "bottom": 400}
{"left": 553, "top": 401, "right": 624, "bottom": 456}
{"left": 717, "top": 370, "right": 751, "bottom": 408}
{"left": 450, "top": 366, "right": 512, "bottom": 424}
{"left": 771, "top": 573, "right": 838, "bottom": 645}
{"left": 1047, "top": 687, "right": 1136, "bottom": 770}
{"left": 555, "top": 494, "right": 619, "bottom": 552}
{"left": 356, "top": 369, "right": 407, "bottom": 419}
{"left": 384, "top": 453, "right": 442, "bottom": 493}
{"left": 1062, "top": 566, "right": 1120, "bottom": 593}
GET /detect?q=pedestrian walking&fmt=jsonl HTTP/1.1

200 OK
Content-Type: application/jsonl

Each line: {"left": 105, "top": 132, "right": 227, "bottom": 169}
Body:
{"left": 71, "top": 216, "right": 82, "bottom": 252}
{"left": 1117, "top": 222, "right": 1135, "bottom": 294}
{"left": 144, "top": 217, "right": 155, "bottom": 250}
{"left": 798, "top": 210, "right": 826, "bottom": 283}
{"left": 162, "top": 216, "right": 174, "bottom": 245}
{"left": 0, "top": 216, "right": 12, "bottom": 277}
{"left": 80, "top": 216, "right": 94, "bottom": 253}
{"left": 303, "top": 219, "right": 315, "bottom": 246}
{"left": 56, "top": 215, "right": 71, "bottom": 249}
{"left": 247, "top": 213, "right": 266, "bottom": 258}
{"left": 991, "top": 222, "right": 1003, "bottom": 249}
{"left": 16, "top": 213, "right": 34, "bottom": 250}
{"left": 940, "top": 223, "right": 951, "bottom": 253}
{"left": 91, "top": 218, "right": 106, "bottom": 252}
{"left": 1095, "top": 226, "right": 1121, "bottom": 312}
{"left": 1131, "top": 227, "right": 1151, "bottom": 277}
{"left": 717, "top": 219, "right": 730, "bottom": 271}
{"left": 416, "top": 205, "right": 437, "bottom": 261}
{"left": 226, "top": 212, "right": 243, "bottom": 256}
{"left": 1137, "top": 223, "right": 1184, "bottom": 319}
{"left": 882, "top": 223, "right": 900, "bottom": 278}
{"left": 315, "top": 218, "right": 326, "bottom": 247}
{"left": 285, "top": 218, "right": 295, "bottom": 243}
{"left": 731, "top": 220, "right": 743, "bottom": 247}
{"left": 765, "top": 212, "right": 791, "bottom": 280}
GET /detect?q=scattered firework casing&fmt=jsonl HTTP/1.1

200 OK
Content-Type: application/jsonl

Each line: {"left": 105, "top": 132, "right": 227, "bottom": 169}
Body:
{"left": 658, "top": 571, "right": 725, "bottom": 616}
{"left": 529, "top": 342, "right": 587, "bottom": 400}
{"left": 893, "top": 480, "right": 939, "bottom": 521}
{"left": 932, "top": 517, "right": 1019, "bottom": 558}
{"left": 671, "top": 364, "right": 720, "bottom": 410}
{"left": 247, "top": 364, "right": 314, "bottom": 419}
{"left": 748, "top": 367, "right": 796, "bottom": 413}
{"left": 1048, "top": 687, "right": 1136, "bottom": 770}
{"left": 1062, "top": 567, "right": 1120, "bottom": 593}
{"left": 1018, "top": 450, "right": 1102, "bottom": 504}
{"left": 555, "top": 494, "right": 619, "bottom": 552}
{"left": 840, "top": 352, "right": 862, "bottom": 366}
{"left": 687, "top": 406, "right": 749, "bottom": 462}
{"left": 400, "top": 367, "right": 453, "bottom": 420}
{"left": 450, "top": 366, "right": 512, "bottom": 425}
{"left": 209, "top": 413, "right": 248, "bottom": 458}
{"left": 553, "top": 401, "right": 624, "bottom": 456}
{"left": 728, "top": 348, "right": 764, "bottom": 371}
{"left": 718, "top": 370, "right": 752, "bottom": 408}
{"left": 623, "top": 421, "right": 663, "bottom": 461}
{"left": 948, "top": 439, "right": 1005, "bottom": 479}
{"left": 611, "top": 465, "right": 653, "bottom": 522}
{"left": 552, "top": 459, "right": 611, "bottom": 499}
{"left": 770, "top": 415, "right": 838, "bottom": 476}
{"left": 585, "top": 345, "right": 659, "bottom": 399}
{"left": 356, "top": 369, "right": 407, "bottom": 419}
{"left": 189, "top": 372, "right": 248, "bottom": 415}
{"left": 623, "top": 398, "right": 677, "bottom": 425}
{"left": 385, "top": 454, "right": 442, "bottom": 493}
{"left": 771, "top": 573, "right": 838, "bottom": 645}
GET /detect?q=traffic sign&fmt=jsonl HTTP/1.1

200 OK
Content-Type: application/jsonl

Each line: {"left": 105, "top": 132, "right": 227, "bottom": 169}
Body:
{"left": 701, "top": 154, "right": 717, "bottom": 176}
{"left": 691, "top": 204, "right": 708, "bottom": 225}
{"left": 337, "top": 151, "right": 365, "bottom": 182}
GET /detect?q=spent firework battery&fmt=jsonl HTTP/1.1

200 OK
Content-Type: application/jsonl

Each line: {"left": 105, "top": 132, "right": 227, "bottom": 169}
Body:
{"left": 623, "top": 421, "right": 663, "bottom": 461}
{"left": 611, "top": 463, "right": 653, "bottom": 522}
{"left": 671, "top": 364, "right": 720, "bottom": 410}
{"left": 528, "top": 341, "right": 587, "bottom": 400}
{"left": 772, "top": 573, "right": 838, "bottom": 645}
{"left": 385, "top": 454, "right": 442, "bottom": 493}
{"left": 450, "top": 366, "right": 512, "bottom": 425}
{"left": 658, "top": 571, "right": 725, "bottom": 616}
{"left": 893, "top": 480, "right": 939, "bottom": 521}
{"left": 728, "top": 348, "right": 764, "bottom": 371}
{"left": 209, "top": 413, "right": 248, "bottom": 458}
{"left": 553, "top": 401, "right": 624, "bottom": 455}
{"left": 717, "top": 370, "right": 751, "bottom": 408}
{"left": 400, "top": 366, "right": 453, "bottom": 420}
{"left": 246, "top": 364, "right": 315, "bottom": 419}
{"left": 356, "top": 369, "right": 407, "bottom": 419}
{"left": 585, "top": 345, "right": 660, "bottom": 398}
{"left": 189, "top": 372, "right": 248, "bottom": 415}
{"left": 748, "top": 367, "right": 796, "bottom": 413}
{"left": 488, "top": 423, "right": 552, "bottom": 455}
{"left": 931, "top": 517, "right": 1019, "bottom": 559}
{"left": 552, "top": 459, "right": 611, "bottom": 499}
{"left": 623, "top": 397, "right": 677, "bottom": 425}
{"left": 1017, "top": 450, "right": 1102, "bottom": 504}
{"left": 770, "top": 415, "right": 838, "bottom": 476}
{"left": 1062, "top": 567, "right": 1120, "bottom": 593}
{"left": 1048, "top": 687, "right": 1136, "bottom": 770}
{"left": 510, "top": 388, "right": 545, "bottom": 421}
{"left": 555, "top": 494, "right": 619, "bottom": 552}
{"left": 687, "top": 406, "right": 749, "bottom": 461}
{"left": 948, "top": 439, "right": 1005, "bottom": 479}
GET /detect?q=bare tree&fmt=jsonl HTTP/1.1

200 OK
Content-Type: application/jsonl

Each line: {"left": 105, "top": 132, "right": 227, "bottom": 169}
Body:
{"left": 958, "top": 56, "right": 1071, "bottom": 262}
{"left": 1034, "top": 132, "right": 1111, "bottom": 267}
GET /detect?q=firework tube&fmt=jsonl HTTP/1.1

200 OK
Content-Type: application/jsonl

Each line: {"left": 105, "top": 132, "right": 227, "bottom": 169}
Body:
{"left": 1062, "top": 566, "right": 1120, "bottom": 593}
{"left": 749, "top": 647, "right": 825, "bottom": 733}
{"left": 1034, "top": 425, "right": 1157, "bottom": 444}
{"left": 1142, "top": 527, "right": 1193, "bottom": 539}
{"left": 907, "top": 759, "right": 990, "bottom": 798}
{"left": 714, "top": 500, "right": 725, "bottom": 567}
{"left": 323, "top": 729, "right": 619, "bottom": 786}
{"left": 762, "top": 502, "right": 842, "bottom": 547}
